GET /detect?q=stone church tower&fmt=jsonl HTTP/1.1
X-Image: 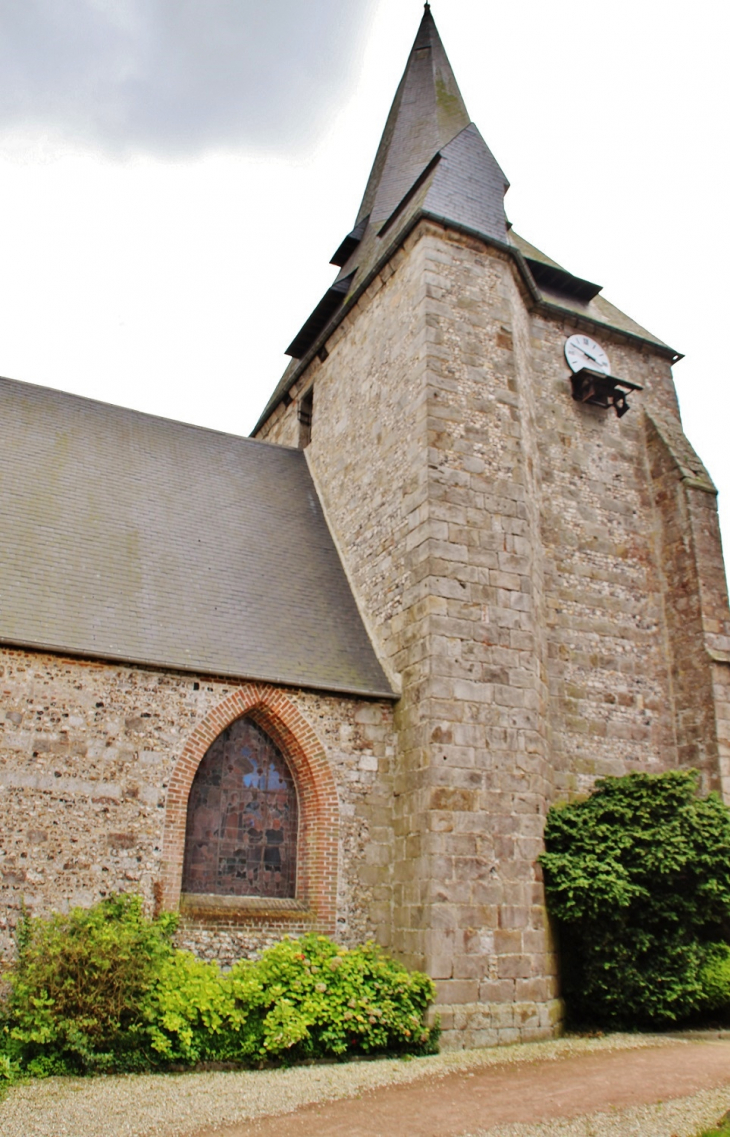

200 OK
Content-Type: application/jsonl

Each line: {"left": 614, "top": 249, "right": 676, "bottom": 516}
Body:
{"left": 254, "top": 6, "right": 730, "bottom": 1037}
{"left": 0, "top": 6, "right": 728, "bottom": 1048}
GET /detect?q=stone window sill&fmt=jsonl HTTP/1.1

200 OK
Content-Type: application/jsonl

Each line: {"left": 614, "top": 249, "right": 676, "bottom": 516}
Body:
{"left": 179, "top": 892, "right": 312, "bottom": 921}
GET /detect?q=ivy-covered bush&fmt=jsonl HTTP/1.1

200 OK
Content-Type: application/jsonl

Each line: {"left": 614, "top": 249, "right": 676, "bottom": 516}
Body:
{"left": 0, "top": 898, "right": 437, "bottom": 1078}
{"left": 700, "top": 943, "right": 730, "bottom": 1013}
{"left": 540, "top": 770, "right": 730, "bottom": 1028}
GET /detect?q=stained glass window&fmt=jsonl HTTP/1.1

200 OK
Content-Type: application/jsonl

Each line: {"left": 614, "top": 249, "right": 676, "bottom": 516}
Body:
{"left": 182, "top": 716, "right": 298, "bottom": 898}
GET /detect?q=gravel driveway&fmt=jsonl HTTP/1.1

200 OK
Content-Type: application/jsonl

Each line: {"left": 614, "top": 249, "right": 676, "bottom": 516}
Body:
{"left": 2, "top": 1033, "right": 729, "bottom": 1137}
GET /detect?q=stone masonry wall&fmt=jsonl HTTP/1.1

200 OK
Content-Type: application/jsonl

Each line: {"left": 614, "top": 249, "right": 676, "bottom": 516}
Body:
{"left": 530, "top": 315, "right": 680, "bottom": 796}
{"left": 0, "top": 646, "right": 396, "bottom": 966}
{"left": 528, "top": 307, "right": 730, "bottom": 803}
{"left": 256, "top": 217, "right": 730, "bottom": 1047}
{"left": 644, "top": 416, "right": 720, "bottom": 789}
{"left": 266, "top": 232, "right": 432, "bottom": 981}
{"left": 259, "top": 388, "right": 302, "bottom": 449}
{"left": 259, "top": 222, "right": 563, "bottom": 1046}
{"left": 418, "top": 226, "right": 556, "bottom": 1046}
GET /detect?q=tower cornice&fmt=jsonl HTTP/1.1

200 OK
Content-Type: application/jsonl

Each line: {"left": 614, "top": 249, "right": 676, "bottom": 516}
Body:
{"left": 253, "top": 211, "right": 680, "bottom": 436}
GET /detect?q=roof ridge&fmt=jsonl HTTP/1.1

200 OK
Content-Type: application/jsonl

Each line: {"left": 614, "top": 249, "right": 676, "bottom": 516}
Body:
{"left": 0, "top": 372, "right": 290, "bottom": 452}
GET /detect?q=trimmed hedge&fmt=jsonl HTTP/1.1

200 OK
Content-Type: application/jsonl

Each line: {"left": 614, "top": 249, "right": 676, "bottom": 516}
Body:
{"left": 0, "top": 896, "right": 438, "bottom": 1077}
{"left": 540, "top": 770, "right": 730, "bottom": 1028}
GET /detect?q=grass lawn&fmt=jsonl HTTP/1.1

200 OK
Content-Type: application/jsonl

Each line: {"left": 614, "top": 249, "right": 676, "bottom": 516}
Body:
{"left": 698, "top": 1116, "right": 730, "bottom": 1137}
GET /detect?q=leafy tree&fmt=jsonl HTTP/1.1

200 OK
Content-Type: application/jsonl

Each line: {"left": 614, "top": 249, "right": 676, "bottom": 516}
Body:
{"left": 540, "top": 770, "right": 730, "bottom": 1027}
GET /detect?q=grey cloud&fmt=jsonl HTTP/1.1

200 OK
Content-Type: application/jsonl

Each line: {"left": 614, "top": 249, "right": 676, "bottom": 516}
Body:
{"left": 0, "top": 0, "right": 376, "bottom": 154}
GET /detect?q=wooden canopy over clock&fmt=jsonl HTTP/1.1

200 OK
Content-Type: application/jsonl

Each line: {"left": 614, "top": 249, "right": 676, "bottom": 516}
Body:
{"left": 565, "top": 334, "right": 643, "bottom": 418}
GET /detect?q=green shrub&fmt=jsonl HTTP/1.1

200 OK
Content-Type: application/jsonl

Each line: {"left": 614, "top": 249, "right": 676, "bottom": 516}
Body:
{"left": 143, "top": 935, "right": 438, "bottom": 1065}
{"left": 0, "top": 1049, "right": 20, "bottom": 1087}
{"left": 699, "top": 943, "right": 730, "bottom": 1013}
{"left": 0, "top": 898, "right": 437, "bottom": 1076}
{"left": 539, "top": 770, "right": 730, "bottom": 1028}
{"left": 143, "top": 950, "right": 260, "bottom": 1065}
{"left": 231, "top": 934, "right": 438, "bottom": 1060}
{"left": 1, "top": 895, "right": 177, "bottom": 1074}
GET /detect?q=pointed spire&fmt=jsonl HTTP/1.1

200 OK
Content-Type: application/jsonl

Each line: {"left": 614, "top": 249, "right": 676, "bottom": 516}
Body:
{"left": 356, "top": 5, "right": 471, "bottom": 229}
{"left": 276, "top": 8, "right": 510, "bottom": 375}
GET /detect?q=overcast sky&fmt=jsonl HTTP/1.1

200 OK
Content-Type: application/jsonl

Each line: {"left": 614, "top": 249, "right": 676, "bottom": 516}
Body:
{"left": 0, "top": 0, "right": 728, "bottom": 560}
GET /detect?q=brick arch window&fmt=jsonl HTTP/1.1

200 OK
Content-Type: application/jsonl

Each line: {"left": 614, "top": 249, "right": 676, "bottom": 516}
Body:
{"left": 160, "top": 683, "right": 339, "bottom": 932}
{"left": 182, "top": 717, "right": 299, "bottom": 899}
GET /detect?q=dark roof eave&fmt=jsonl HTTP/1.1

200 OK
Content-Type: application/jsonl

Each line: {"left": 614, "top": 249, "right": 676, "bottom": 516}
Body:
{"left": 330, "top": 215, "right": 369, "bottom": 267}
{"left": 253, "top": 212, "right": 681, "bottom": 434}
{"left": 285, "top": 272, "right": 355, "bottom": 359}
{"left": 533, "top": 291, "right": 683, "bottom": 364}
{"left": 0, "top": 634, "right": 398, "bottom": 702}
{"left": 524, "top": 257, "right": 602, "bottom": 302}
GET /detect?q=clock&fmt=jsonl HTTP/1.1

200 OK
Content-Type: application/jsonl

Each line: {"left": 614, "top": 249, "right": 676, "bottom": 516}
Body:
{"left": 565, "top": 334, "right": 610, "bottom": 375}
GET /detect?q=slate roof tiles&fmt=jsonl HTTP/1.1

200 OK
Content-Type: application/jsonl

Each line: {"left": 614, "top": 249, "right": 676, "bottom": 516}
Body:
{"left": 0, "top": 376, "right": 393, "bottom": 698}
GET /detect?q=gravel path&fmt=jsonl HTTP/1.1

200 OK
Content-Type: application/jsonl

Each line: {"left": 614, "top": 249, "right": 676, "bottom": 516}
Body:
{"left": 2, "top": 1033, "right": 729, "bottom": 1137}
{"left": 464, "top": 1089, "right": 730, "bottom": 1137}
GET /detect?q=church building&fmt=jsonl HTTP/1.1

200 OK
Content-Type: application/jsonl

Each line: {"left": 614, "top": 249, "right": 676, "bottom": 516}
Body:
{"left": 1, "top": 7, "right": 729, "bottom": 1048}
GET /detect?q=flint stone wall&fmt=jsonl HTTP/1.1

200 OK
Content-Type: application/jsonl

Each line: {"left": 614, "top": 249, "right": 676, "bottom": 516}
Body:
{"left": 0, "top": 646, "right": 396, "bottom": 967}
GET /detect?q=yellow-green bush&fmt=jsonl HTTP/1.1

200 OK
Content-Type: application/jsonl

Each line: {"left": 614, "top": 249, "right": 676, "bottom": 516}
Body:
{"left": 230, "top": 935, "right": 437, "bottom": 1060}
{"left": 2, "top": 895, "right": 176, "bottom": 1075}
{"left": 0, "top": 897, "right": 438, "bottom": 1077}
{"left": 143, "top": 950, "right": 257, "bottom": 1065}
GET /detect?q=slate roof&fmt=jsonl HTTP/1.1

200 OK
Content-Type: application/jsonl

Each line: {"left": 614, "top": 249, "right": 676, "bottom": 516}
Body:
{"left": 353, "top": 4, "right": 473, "bottom": 235}
{"left": 254, "top": 7, "right": 679, "bottom": 435}
{"left": 508, "top": 232, "right": 677, "bottom": 353}
{"left": 336, "top": 6, "right": 510, "bottom": 297}
{"left": 0, "top": 376, "right": 393, "bottom": 698}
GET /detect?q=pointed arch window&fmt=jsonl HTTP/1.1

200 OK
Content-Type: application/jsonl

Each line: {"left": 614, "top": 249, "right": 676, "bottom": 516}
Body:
{"left": 182, "top": 716, "right": 298, "bottom": 899}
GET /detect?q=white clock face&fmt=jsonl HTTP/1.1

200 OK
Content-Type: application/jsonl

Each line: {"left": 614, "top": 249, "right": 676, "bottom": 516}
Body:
{"left": 565, "top": 334, "right": 610, "bottom": 375}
